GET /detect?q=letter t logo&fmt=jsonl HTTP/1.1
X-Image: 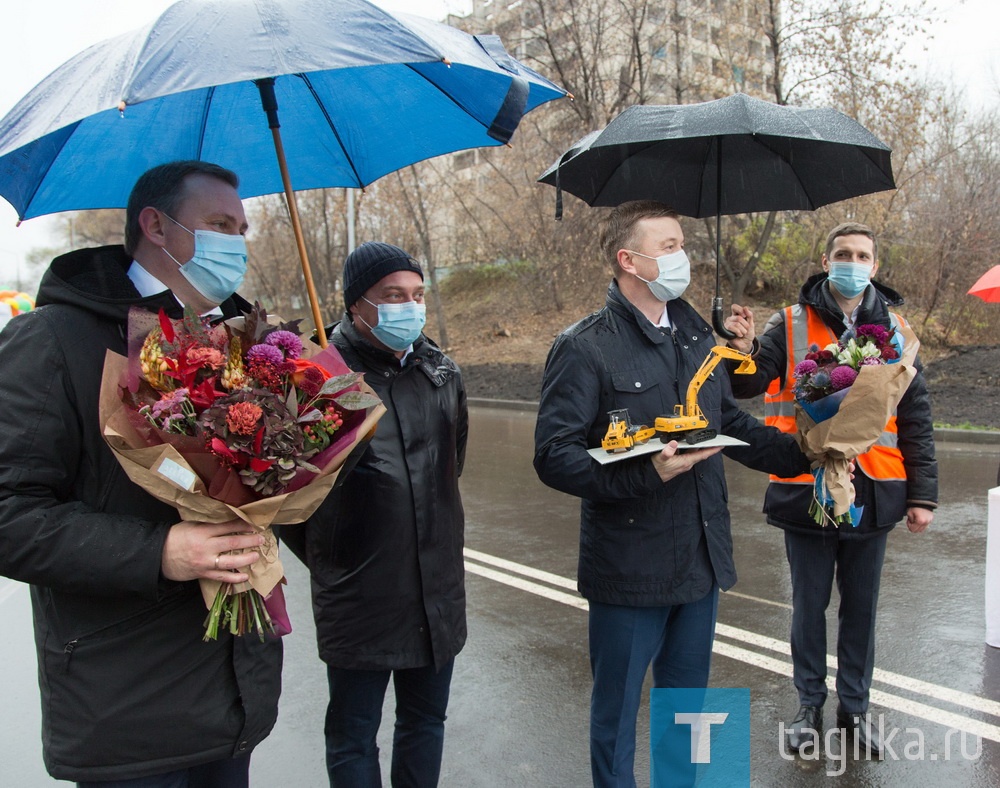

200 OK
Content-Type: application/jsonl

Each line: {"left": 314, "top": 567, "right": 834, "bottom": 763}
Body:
{"left": 675, "top": 712, "right": 729, "bottom": 763}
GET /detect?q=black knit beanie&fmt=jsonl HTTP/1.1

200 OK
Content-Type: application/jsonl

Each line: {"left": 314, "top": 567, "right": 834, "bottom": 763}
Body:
{"left": 342, "top": 241, "right": 423, "bottom": 308}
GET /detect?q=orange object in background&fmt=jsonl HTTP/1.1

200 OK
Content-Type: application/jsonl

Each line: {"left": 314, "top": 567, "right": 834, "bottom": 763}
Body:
{"left": 0, "top": 290, "right": 35, "bottom": 328}
{"left": 968, "top": 265, "right": 1000, "bottom": 303}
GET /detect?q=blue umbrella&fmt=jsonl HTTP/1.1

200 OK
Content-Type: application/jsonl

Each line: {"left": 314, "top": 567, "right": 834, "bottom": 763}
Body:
{"left": 0, "top": 0, "right": 566, "bottom": 341}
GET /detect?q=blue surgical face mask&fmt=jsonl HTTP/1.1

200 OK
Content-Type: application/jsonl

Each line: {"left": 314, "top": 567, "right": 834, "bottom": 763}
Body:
{"left": 629, "top": 248, "right": 691, "bottom": 302}
{"left": 827, "top": 262, "right": 873, "bottom": 299}
{"left": 361, "top": 297, "right": 426, "bottom": 352}
{"left": 162, "top": 215, "right": 248, "bottom": 304}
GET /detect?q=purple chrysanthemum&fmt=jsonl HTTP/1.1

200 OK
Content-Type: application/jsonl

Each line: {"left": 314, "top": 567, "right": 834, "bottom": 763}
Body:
{"left": 830, "top": 365, "right": 858, "bottom": 390}
{"left": 265, "top": 330, "right": 303, "bottom": 359}
{"left": 246, "top": 343, "right": 284, "bottom": 365}
{"left": 794, "top": 359, "right": 818, "bottom": 377}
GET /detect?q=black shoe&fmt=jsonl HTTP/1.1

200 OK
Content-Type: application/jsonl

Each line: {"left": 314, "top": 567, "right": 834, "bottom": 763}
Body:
{"left": 785, "top": 705, "right": 822, "bottom": 752}
{"left": 836, "top": 709, "right": 884, "bottom": 758}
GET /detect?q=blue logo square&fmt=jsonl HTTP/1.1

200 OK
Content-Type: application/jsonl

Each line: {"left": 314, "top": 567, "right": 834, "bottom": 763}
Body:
{"left": 650, "top": 688, "right": 750, "bottom": 787}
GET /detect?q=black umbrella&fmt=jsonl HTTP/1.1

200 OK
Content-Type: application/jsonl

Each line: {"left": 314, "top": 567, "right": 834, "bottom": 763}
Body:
{"left": 537, "top": 93, "right": 895, "bottom": 336}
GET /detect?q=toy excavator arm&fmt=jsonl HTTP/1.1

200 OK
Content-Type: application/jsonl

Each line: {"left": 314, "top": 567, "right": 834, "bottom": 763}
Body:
{"left": 684, "top": 346, "right": 756, "bottom": 412}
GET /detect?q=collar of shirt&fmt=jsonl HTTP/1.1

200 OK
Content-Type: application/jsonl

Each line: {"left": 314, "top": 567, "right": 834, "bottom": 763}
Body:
{"left": 655, "top": 304, "right": 671, "bottom": 329}
{"left": 127, "top": 261, "right": 223, "bottom": 318}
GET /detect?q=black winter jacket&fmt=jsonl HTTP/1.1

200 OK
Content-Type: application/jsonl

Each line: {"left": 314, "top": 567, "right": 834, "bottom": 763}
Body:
{"left": 533, "top": 281, "right": 809, "bottom": 606}
{"left": 282, "top": 318, "right": 467, "bottom": 671}
{"left": 0, "top": 246, "right": 281, "bottom": 781}
{"left": 727, "top": 273, "right": 938, "bottom": 537}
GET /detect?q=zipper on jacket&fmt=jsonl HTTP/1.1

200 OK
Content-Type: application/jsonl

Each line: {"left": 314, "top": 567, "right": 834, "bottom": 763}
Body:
{"left": 63, "top": 640, "right": 77, "bottom": 670}
{"left": 60, "top": 589, "right": 189, "bottom": 672}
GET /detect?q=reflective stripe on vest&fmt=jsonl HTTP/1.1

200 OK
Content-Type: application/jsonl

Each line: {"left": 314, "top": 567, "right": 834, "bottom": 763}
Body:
{"left": 763, "top": 304, "right": 905, "bottom": 483}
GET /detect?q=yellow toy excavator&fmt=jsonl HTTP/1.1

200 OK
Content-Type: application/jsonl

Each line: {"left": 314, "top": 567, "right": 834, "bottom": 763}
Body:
{"left": 654, "top": 345, "right": 756, "bottom": 444}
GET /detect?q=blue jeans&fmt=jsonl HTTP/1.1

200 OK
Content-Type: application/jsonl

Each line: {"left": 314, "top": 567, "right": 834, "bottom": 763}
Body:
{"left": 325, "top": 660, "right": 455, "bottom": 788}
{"left": 588, "top": 588, "right": 719, "bottom": 788}
{"left": 76, "top": 756, "right": 249, "bottom": 788}
{"left": 785, "top": 529, "right": 888, "bottom": 714}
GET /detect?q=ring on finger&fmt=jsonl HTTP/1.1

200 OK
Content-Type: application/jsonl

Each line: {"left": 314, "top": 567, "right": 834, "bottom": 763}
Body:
{"left": 214, "top": 554, "right": 221, "bottom": 570}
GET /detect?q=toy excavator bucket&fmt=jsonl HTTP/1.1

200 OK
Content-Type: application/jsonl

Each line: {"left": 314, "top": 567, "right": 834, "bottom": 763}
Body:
{"left": 731, "top": 355, "right": 756, "bottom": 375}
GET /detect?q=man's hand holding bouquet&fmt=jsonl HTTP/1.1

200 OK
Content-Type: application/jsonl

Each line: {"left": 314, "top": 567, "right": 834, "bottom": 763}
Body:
{"left": 792, "top": 321, "right": 918, "bottom": 527}
{"left": 99, "top": 304, "right": 384, "bottom": 640}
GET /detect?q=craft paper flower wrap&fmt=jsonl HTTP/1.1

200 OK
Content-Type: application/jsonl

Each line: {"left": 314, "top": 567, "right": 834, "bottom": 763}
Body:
{"left": 792, "top": 322, "right": 919, "bottom": 526}
{"left": 99, "top": 306, "right": 385, "bottom": 639}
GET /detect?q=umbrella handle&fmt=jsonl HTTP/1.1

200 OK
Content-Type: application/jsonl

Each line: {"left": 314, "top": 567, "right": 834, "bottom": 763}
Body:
{"left": 712, "top": 297, "right": 737, "bottom": 340}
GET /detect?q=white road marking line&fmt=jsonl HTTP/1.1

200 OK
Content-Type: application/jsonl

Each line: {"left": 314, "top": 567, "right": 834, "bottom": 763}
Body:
{"left": 723, "top": 590, "right": 792, "bottom": 610}
{"left": 0, "top": 580, "right": 22, "bottom": 606}
{"left": 465, "top": 561, "right": 587, "bottom": 609}
{"left": 465, "top": 549, "right": 1000, "bottom": 733}
{"left": 465, "top": 548, "right": 577, "bottom": 591}
{"left": 715, "top": 623, "right": 1000, "bottom": 720}
{"left": 712, "top": 640, "right": 1000, "bottom": 744}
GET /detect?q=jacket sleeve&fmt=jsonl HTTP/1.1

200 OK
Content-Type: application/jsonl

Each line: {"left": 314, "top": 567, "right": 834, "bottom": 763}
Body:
{"left": 718, "top": 372, "right": 811, "bottom": 478}
{"left": 726, "top": 310, "right": 788, "bottom": 398}
{"left": 455, "top": 367, "right": 469, "bottom": 478}
{"left": 895, "top": 360, "right": 938, "bottom": 508}
{"left": 0, "top": 311, "right": 172, "bottom": 598}
{"left": 533, "top": 332, "right": 663, "bottom": 503}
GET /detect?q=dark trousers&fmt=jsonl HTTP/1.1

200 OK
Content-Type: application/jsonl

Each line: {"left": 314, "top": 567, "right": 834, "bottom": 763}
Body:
{"left": 77, "top": 756, "right": 249, "bottom": 788}
{"left": 784, "top": 528, "right": 888, "bottom": 715}
{"left": 588, "top": 587, "right": 719, "bottom": 788}
{"left": 325, "top": 659, "right": 455, "bottom": 788}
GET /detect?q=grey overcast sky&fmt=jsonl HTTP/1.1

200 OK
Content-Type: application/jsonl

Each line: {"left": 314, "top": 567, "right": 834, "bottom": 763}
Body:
{"left": 0, "top": 0, "right": 995, "bottom": 288}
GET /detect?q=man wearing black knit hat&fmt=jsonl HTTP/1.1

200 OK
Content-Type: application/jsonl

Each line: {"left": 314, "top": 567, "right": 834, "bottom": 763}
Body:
{"left": 281, "top": 241, "right": 468, "bottom": 788}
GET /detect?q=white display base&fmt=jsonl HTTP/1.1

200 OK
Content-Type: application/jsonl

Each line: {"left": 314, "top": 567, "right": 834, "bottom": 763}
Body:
{"left": 586, "top": 435, "right": 749, "bottom": 466}
{"left": 986, "top": 487, "right": 1000, "bottom": 648}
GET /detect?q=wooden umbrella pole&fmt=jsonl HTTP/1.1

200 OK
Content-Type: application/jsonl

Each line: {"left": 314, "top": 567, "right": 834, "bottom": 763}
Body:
{"left": 271, "top": 128, "right": 328, "bottom": 347}
{"left": 256, "top": 78, "right": 328, "bottom": 348}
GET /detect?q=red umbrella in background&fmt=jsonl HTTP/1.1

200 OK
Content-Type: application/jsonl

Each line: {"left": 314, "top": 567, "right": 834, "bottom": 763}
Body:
{"left": 968, "top": 265, "right": 1000, "bottom": 303}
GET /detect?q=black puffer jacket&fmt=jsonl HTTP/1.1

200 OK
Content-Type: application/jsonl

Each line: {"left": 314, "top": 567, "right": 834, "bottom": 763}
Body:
{"left": 533, "top": 281, "right": 809, "bottom": 606}
{"left": 0, "top": 246, "right": 281, "bottom": 782}
{"left": 727, "top": 273, "right": 938, "bottom": 537}
{"left": 282, "top": 318, "right": 467, "bottom": 671}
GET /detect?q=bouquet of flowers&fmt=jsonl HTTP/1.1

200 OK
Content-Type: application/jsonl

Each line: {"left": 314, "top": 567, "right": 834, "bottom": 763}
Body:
{"left": 100, "top": 304, "right": 385, "bottom": 640}
{"left": 791, "top": 321, "right": 918, "bottom": 527}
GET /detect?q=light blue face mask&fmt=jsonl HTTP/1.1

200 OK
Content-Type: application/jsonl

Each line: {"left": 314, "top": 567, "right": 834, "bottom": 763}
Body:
{"left": 163, "top": 215, "right": 248, "bottom": 304}
{"left": 628, "top": 248, "right": 691, "bottom": 302}
{"left": 361, "top": 298, "right": 427, "bottom": 352}
{"left": 827, "top": 262, "right": 873, "bottom": 299}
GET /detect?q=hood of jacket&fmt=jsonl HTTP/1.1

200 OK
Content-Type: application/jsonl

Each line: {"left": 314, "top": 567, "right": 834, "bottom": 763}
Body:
{"left": 35, "top": 244, "right": 251, "bottom": 322}
{"left": 797, "top": 272, "right": 904, "bottom": 328}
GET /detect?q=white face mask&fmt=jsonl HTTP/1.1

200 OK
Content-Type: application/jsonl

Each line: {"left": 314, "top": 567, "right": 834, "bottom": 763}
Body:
{"left": 628, "top": 249, "right": 691, "bottom": 302}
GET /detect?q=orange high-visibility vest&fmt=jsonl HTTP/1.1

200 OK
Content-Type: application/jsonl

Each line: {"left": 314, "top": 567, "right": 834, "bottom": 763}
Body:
{"left": 765, "top": 304, "right": 906, "bottom": 483}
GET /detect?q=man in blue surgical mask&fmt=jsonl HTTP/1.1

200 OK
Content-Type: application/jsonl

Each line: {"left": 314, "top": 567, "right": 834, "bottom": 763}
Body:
{"left": 534, "top": 201, "right": 810, "bottom": 787}
{"left": 280, "top": 241, "right": 468, "bottom": 788}
{"left": 0, "top": 161, "right": 280, "bottom": 786}
{"left": 723, "top": 221, "right": 937, "bottom": 760}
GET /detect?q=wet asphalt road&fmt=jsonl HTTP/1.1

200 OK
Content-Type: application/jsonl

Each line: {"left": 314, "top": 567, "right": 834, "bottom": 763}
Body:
{"left": 1, "top": 405, "right": 999, "bottom": 787}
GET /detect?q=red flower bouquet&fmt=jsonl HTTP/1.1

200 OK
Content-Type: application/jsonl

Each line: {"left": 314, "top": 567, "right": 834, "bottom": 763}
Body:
{"left": 100, "top": 304, "right": 384, "bottom": 640}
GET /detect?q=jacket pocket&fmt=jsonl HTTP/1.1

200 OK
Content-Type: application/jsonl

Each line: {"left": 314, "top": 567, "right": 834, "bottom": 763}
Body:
{"left": 610, "top": 369, "right": 662, "bottom": 421}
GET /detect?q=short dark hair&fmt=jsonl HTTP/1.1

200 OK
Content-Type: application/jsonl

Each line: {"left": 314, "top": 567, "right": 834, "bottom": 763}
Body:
{"left": 599, "top": 200, "right": 680, "bottom": 271}
{"left": 124, "top": 161, "right": 239, "bottom": 255}
{"left": 825, "top": 221, "right": 878, "bottom": 260}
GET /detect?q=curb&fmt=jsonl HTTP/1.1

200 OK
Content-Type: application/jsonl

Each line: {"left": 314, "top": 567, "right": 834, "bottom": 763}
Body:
{"left": 467, "top": 398, "right": 1000, "bottom": 445}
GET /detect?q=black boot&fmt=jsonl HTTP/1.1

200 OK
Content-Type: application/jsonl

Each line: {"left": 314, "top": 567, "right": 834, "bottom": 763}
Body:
{"left": 785, "top": 705, "right": 822, "bottom": 752}
{"left": 836, "top": 709, "right": 884, "bottom": 758}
